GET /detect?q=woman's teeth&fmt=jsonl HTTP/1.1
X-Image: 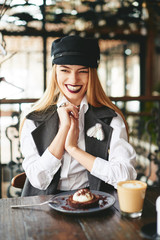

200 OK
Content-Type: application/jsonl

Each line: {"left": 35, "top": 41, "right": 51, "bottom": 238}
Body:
{"left": 66, "top": 85, "right": 81, "bottom": 92}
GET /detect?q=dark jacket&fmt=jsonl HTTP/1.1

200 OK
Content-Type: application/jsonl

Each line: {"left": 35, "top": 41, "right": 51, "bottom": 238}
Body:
{"left": 21, "top": 104, "right": 117, "bottom": 196}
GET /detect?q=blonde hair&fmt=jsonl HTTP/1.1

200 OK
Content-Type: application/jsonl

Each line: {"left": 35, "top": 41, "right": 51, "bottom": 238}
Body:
{"left": 87, "top": 68, "right": 129, "bottom": 136}
{"left": 20, "top": 65, "right": 128, "bottom": 137}
{"left": 30, "top": 65, "right": 59, "bottom": 111}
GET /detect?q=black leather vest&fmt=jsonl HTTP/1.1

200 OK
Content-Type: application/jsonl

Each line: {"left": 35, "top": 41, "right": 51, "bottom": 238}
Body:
{"left": 22, "top": 104, "right": 117, "bottom": 196}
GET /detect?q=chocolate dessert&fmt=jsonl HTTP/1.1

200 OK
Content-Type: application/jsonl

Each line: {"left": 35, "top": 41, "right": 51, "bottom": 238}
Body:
{"left": 68, "top": 188, "right": 99, "bottom": 209}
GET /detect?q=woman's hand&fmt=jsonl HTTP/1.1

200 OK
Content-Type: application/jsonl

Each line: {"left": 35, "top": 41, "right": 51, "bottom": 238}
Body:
{"left": 57, "top": 102, "right": 79, "bottom": 130}
{"left": 48, "top": 103, "right": 79, "bottom": 159}
{"left": 65, "top": 115, "right": 96, "bottom": 172}
{"left": 65, "top": 116, "right": 79, "bottom": 153}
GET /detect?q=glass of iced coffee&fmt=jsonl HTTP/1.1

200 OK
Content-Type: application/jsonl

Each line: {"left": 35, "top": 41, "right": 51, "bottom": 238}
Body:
{"left": 117, "top": 180, "right": 147, "bottom": 218}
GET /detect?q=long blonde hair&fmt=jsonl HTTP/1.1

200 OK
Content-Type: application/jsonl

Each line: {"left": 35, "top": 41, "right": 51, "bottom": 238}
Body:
{"left": 20, "top": 65, "right": 128, "bottom": 136}
{"left": 87, "top": 68, "right": 129, "bottom": 136}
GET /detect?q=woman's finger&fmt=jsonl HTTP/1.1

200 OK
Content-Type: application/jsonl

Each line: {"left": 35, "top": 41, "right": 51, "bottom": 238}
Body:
{"left": 58, "top": 102, "right": 79, "bottom": 119}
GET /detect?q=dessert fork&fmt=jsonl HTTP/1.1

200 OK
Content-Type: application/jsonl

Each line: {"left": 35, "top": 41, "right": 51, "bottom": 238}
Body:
{"left": 10, "top": 199, "right": 58, "bottom": 209}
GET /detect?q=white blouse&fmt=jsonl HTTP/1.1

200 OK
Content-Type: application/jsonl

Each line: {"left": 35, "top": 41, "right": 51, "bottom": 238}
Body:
{"left": 20, "top": 96, "right": 137, "bottom": 190}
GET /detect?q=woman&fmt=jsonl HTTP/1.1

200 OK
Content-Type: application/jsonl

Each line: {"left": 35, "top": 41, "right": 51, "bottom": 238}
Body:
{"left": 20, "top": 35, "right": 137, "bottom": 196}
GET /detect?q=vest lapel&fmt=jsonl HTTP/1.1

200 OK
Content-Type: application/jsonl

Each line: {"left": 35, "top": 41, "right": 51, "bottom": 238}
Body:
{"left": 31, "top": 109, "right": 59, "bottom": 156}
{"left": 85, "top": 105, "right": 117, "bottom": 190}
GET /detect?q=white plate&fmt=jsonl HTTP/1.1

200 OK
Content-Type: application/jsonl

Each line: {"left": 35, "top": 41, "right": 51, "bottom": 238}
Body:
{"left": 48, "top": 190, "right": 115, "bottom": 214}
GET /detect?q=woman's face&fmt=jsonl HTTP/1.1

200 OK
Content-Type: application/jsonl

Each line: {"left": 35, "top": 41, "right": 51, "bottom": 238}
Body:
{"left": 56, "top": 65, "right": 89, "bottom": 106}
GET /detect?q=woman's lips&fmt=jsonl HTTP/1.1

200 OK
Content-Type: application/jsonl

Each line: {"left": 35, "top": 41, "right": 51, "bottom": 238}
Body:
{"left": 65, "top": 84, "right": 82, "bottom": 93}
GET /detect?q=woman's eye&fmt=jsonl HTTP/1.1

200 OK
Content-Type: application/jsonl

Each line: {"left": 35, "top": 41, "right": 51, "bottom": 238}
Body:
{"left": 79, "top": 70, "right": 89, "bottom": 73}
{"left": 61, "top": 69, "right": 68, "bottom": 72}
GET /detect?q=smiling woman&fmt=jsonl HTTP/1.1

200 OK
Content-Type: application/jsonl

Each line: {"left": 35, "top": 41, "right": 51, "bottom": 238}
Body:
{"left": 56, "top": 65, "right": 89, "bottom": 106}
{"left": 19, "top": 35, "right": 137, "bottom": 197}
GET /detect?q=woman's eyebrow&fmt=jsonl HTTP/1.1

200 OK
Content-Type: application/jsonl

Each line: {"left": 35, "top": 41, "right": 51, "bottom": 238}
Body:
{"left": 79, "top": 67, "right": 89, "bottom": 70}
{"left": 59, "top": 65, "right": 70, "bottom": 69}
{"left": 59, "top": 65, "right": 89, "bottom": 70}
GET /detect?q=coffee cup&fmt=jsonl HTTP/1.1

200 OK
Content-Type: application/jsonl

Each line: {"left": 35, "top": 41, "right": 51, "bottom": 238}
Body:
{"left": 117, "top": 180, "right": 147, "bottom": 218}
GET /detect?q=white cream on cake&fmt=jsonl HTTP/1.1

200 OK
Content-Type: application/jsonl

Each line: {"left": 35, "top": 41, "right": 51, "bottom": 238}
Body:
{"left": 122, "top": 182, "right": 142, "bottom": 189}
{"left": 72, "top": 189, "right": 94, "bottom": 203}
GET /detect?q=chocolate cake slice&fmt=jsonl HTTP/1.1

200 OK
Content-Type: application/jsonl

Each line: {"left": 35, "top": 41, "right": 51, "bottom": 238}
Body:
{"left": 68, "top": 188, "right": 99, "bottom": 209}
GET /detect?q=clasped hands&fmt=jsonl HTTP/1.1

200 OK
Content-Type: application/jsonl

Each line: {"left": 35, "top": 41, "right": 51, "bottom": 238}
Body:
{"left": 57, "top": 102, "right": 80, "bottom": 154}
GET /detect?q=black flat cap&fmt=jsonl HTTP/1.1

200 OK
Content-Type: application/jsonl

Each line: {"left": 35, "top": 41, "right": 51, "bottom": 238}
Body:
{"left": 51, "top": 35, "right": 100, "bottom": 68}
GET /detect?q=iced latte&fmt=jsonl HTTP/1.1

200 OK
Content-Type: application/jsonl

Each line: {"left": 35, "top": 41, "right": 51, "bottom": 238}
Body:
{"left": 117, "top": 180, "right": 147, "bottom": 218}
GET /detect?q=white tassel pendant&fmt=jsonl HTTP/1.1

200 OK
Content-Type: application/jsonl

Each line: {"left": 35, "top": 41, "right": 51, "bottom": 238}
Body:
{"left": 86, "top": 123, "right": 105, "bottom": 141}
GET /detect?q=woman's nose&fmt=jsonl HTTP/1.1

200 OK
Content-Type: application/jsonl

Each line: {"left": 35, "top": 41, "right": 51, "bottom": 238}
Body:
{"left": 70, "top": 72, "right": 78, "bottom": 83}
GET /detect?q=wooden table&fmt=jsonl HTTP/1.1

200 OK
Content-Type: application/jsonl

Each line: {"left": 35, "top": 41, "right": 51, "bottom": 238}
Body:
{"left": 0, "top": 187, "right": 159, "bottom": 240}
